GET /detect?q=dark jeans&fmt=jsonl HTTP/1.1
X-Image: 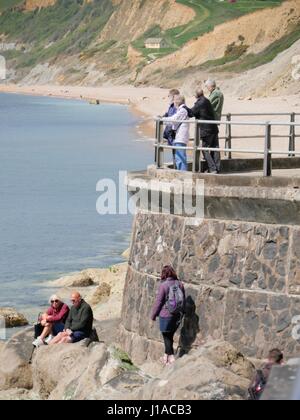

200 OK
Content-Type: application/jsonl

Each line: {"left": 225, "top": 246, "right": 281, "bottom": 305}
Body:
{"left": 201, "top": 133, "right": 221, "bottom": 173}
{"left": 52, "top": 322, "right": 65, "bottom": 336}
{"left": 71, "top": 331, "right": 87, "bottom": 343}
{"left": 162, "top": 331, "right": 176, "bottom": 356}
{"left": 160, "top": 315, "right": 181, "bottom": 356}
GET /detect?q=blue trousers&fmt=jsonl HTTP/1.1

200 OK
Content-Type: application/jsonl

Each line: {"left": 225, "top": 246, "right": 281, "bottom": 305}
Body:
{"left": 173, "top": 142, "right": 188, "bottom": 171}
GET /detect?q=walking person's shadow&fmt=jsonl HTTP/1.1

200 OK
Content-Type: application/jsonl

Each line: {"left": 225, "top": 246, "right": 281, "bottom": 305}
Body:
{"left": 177, "top": 296, "right": 200, "bottom": 357}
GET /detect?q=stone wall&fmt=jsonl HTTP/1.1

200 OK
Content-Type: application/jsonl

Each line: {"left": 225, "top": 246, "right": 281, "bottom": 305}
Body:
{"left": 119, "top": 169, "right": 300, "bottom": 363}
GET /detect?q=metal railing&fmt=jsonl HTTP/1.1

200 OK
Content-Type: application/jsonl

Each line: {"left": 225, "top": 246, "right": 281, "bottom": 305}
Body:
{"left": 222, "top": 113, "right": 300, "bottom": 159}
{"left": 154, "top": 113, "right": 300, "bottom": 177}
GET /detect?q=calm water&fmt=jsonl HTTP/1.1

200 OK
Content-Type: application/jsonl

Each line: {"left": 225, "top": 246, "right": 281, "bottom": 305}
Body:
{"left": 0, "top": 93, "right": 152, "bottom": 317}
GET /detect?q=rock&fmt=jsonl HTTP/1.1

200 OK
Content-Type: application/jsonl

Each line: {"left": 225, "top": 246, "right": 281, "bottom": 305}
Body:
{"left": 93, "top": 318, "right": 121, "bottom": 346}
{"left": 0, "top": 308, "right": 28, "bottom": 328}
{"left": 0, "top": 328, "right": 34, "bottom": 391}
{"left": 137, "top": 341, "right": 255, "bottom": 400}
{"left": 88, "top": 283, "right": 111, "bottom": 306}
{"left": 122, "top": 248, "right": 130, "bottom": 261}
{"left": 0, "top": 389, "right": 40, "bottom": 400}
{"left": 71, "top": 275, "right": 94, "bottom": 288}
{"left": 49, "top": 271, "right": 96, "bottom": 288}
{"left": 33, "top": 341, "right": 145, "bottom": 400}
{"left": 32, "top": 342, "right": 91, "bottom": 399}
{"left": 89, "top": 99, "right": 100, "bottom": 105}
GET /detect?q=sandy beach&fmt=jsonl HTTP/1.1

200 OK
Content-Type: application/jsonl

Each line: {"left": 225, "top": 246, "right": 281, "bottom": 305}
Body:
{"left": 1, "top": 83, "right": 300, "bottom": 152}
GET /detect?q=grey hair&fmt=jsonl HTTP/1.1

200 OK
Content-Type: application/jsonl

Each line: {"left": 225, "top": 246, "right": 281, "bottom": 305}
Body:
{"left": 205, "top": 79, "right": 216, "bottom": 88}
{"left": 49, "top": 294, "right": 62, "bottom": 304}
{"left": 174, "top": 94, "right": 186, "bottom": 105}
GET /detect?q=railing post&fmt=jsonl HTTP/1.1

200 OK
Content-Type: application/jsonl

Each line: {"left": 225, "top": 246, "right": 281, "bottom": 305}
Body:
{"left": 154, "top": 120, "right": 159, "bottom": 164}
{"left": 225, "top": 113, "right": 232, "bottom": 159}
{"left": 156, "top": 120, "right": 164, "bottom": 169}
{"left": 263, "top": 122, "right": 272, "bottom": 177}
{"left": 289, "top": 112, "right": 296, "bottom": 157}
{"left": 193, "top": 122, "right": 201, "bottom": 173}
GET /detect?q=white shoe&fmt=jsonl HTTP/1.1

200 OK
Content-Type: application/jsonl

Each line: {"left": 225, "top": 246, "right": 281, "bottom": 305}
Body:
{"left": 45, "top": 335, "right": 53, "bottom": 345}
{"left": 32, "top": 337, "right": 45, "bottom": 347}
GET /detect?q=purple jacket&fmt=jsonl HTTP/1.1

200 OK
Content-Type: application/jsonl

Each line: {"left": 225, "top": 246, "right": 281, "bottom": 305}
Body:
{"left": 151, "top": 278, "right": 185, "bottom": 321}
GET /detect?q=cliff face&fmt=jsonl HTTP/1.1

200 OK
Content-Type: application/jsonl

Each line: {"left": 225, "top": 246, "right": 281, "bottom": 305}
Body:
{"left": 137, "top": 0, "right": 300, "bottom": 85}
{"left": 99, "top": 0, "right": 195, "bottom": 43}
{"left": 0, "top": 0, "right": 299, "bottom": 96}
{"left": 24, "top": 0, "right": 57, "bottom": 10}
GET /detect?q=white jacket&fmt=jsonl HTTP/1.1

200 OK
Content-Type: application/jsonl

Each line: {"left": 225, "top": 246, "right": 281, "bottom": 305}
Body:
{"left": 163, "top": 105, "right": 189, "bottom": 145}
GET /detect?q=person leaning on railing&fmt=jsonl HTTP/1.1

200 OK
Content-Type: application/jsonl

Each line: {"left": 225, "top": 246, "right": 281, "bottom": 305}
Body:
{"left": 162, "top": 94, "right": 189, "bottom": 171}
{"left": 189, "top": 88, "right": 221, "bottom": 174}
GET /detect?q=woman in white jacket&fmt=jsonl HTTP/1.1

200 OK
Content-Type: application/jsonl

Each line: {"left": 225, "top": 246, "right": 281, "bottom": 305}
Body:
{"left": 163, "top": 95, "right": 189, "bottom": 171}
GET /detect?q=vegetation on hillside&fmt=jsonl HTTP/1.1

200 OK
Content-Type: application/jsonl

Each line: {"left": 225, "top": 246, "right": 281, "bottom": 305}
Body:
{"left": 0, "top": 0, "right": 23, "bottom": 13}
{"left": 0, "top": 0, "right": 114, "bottom": 68}
{"left": 0, "top": 0, "right": 297, "bottom": 83}
{"left": 133, "top": 0, "right": 283, "bottom": 60}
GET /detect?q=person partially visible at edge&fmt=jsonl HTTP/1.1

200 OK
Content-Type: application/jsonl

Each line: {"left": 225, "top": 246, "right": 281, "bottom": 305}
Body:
{"left": 162, "top": 94, "right": 189, "bottom": 171}
{"left": 162, "top": 88, "right": 180, "bottom": 148}
{"left": 49, "top": 292, "right": 93, "bottom": 345}
{"left": 189, "top": 88, "right": 221, "bottom": 174}
{"left": 248, "top": 348, "right": 284, "bottom": 400}
{"left": 151, "top": 265, "right": 186, "bottom": 366}
{"left": 32, "top": 295, "right": 69, "bottom": 347}
{"left": 205, "top": 79, "right": 224, "bottom": 122}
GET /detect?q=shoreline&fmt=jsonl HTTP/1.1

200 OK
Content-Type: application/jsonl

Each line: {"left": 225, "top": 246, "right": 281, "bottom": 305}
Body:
{"left": 1, "top": 83, "right": 300, "bottom": 141}
{"left": 0, "top": 84, "right": 169, "bottom": 139}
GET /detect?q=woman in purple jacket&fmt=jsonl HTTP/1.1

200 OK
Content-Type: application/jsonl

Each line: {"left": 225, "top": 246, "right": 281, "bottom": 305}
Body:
{"left": 151, "top": 266, "right": 185, "bottom": 366}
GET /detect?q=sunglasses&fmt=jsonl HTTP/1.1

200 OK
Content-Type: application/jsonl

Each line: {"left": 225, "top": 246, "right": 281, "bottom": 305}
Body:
{"left": 51, "top": 300, "right": 59, "bottom": 303}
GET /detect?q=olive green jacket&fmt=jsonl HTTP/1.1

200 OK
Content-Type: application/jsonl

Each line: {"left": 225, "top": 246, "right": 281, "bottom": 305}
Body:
{"left": 209, "top": 88, "right": 224, "bottom": 121}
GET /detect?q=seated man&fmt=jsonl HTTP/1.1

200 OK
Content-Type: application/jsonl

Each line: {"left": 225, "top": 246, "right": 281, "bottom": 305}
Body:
{"left": 33, "top": 295, "right": 69, "bottom": 347}
{"left": 49, "top": 292, "right": 94, "bottom": 345}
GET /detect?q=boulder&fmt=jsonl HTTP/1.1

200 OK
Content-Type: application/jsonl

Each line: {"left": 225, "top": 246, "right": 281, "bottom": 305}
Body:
{"left": 33, "top": 341, "right": 146, "bottom": 400}
{"left": 122, "top": 248, "right": 130, "bottom": 261}
{"left": 48, "top": 270, "right": 98, "bottom": 288}
{"left": 0, "top": 308, "right": 28, "bottom": 328}
{"left": 88, "top": 283, "right": 111, "bottom": 306}
{"left": 137, "top": 341, "right": 255, "bottom": 400}
{"left": 71, "top": 275, "right": 94, "bottom": 288}
{"left": 0, "top": 389, "right": 40, "bottom": 400}
{"left": 0, "top": 327, "right": 34, "bottom": 391}
{"left": 94, "top": 318, "right": 120, "bottom": 341}
{"left": 32, "top": 342, "right": 91, "bottom": 399}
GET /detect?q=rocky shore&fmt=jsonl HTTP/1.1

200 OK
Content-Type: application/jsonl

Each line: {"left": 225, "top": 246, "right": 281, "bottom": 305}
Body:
{"left": 0, "top": 259, "right": 258, "bottom": 400}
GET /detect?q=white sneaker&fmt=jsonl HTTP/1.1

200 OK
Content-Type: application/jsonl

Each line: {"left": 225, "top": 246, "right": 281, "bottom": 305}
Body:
{"left": 44, "top": 335, "right": 53, "bottom": 345}
{"left": 32, "top": 337, "right": 45, "bottom": 348}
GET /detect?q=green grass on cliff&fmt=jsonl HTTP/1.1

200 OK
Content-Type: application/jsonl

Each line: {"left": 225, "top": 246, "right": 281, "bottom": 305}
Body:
{"left": 0, "top": 0, "right": 23, "bottom": 13}
{"left": 0, "top": 0, "right": 114, "bottom": 67}
{"left": 133, "top": 0, "right": 283, "bottom": 60}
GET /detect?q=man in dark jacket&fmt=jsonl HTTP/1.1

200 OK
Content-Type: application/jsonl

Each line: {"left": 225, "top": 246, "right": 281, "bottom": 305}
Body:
{"left": 189, "top": 88, "right": 221, "bottom": 174}
{"left": 50, "top": 292, "right": 94, "bottom": 344}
